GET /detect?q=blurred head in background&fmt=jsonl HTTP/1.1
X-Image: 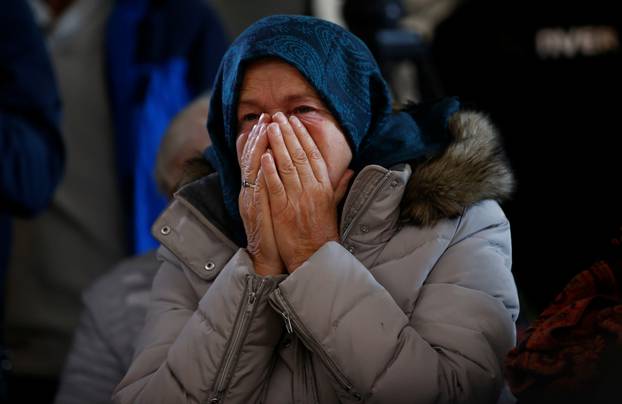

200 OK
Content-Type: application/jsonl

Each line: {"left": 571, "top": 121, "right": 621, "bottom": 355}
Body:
{"left": 155, "top": 95, "right": 212, "bottom": 200}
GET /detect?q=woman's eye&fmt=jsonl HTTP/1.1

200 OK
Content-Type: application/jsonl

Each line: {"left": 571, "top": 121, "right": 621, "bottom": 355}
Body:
{"left": 241, "top": 113, "right": 260, "bottom": 123}
{"left": 293, "top": 105, "right": 316, "bottom": 115}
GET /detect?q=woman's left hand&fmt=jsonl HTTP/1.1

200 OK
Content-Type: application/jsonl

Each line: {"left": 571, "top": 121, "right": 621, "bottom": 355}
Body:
{"left": 261, "top": 112, "right": 353, "bottom": 273}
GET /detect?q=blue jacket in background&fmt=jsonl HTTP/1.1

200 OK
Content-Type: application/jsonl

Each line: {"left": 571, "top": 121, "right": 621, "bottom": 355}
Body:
{"left": 106, "top": 0, "right": 227, "bottom": 253}
{"left": 0, "top": 0, "right": 64, "bottom": 302}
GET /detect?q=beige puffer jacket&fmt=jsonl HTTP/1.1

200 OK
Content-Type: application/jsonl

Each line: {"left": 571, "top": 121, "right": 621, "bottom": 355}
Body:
{"left": 114, "top": 112, "right": 519, "bottom": 404}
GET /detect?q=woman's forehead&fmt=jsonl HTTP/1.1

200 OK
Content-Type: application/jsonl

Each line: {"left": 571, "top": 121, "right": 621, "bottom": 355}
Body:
{"left": 238, "top": 59, "right": 320, "bottom": 105}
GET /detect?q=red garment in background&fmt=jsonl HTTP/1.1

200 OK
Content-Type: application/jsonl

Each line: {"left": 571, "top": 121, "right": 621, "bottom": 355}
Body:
{"left": 505, "top": 239, "right": 622, "bottom": 401}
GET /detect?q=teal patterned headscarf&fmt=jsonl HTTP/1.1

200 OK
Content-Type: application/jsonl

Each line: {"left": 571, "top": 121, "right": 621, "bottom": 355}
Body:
{"left": 205, "top": 15, "right": 459, "bottom": 244}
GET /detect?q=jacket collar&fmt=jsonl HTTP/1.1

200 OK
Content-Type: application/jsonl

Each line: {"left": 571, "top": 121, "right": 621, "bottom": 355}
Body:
{"left": 175, "top": 173, "right": 235, "bottom": 243}
{"left": 340, "top": 163, "right": 411, "bottom": 242}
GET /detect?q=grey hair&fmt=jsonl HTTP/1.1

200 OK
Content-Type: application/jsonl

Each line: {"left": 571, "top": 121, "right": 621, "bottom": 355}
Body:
{"left": 154, "top": 95, "right": 212, "bottom": 198}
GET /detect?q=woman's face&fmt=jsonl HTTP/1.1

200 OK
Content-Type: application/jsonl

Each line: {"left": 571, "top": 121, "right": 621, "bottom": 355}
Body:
{"left": 237, "top": 59, "right": 353, "bottom": 188}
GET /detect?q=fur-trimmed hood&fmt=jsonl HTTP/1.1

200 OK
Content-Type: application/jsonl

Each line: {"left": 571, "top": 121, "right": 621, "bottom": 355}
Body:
{"left": 402, "top": 110, "right": 514, "bottom": 226}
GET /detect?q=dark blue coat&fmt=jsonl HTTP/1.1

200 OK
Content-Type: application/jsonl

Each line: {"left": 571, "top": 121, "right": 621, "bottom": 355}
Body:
{"left": 0, "top": 0, "right": 64, "bottom": 300}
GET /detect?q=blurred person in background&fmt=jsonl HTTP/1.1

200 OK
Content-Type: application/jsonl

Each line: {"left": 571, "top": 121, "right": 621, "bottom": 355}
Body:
{"left": 211, "top": 0, "right": 306, "bottom": 38}
{"left": 0, "top": 0, "right": 65, "bottom": 400}
{"left": 431, "top": 0, "right": 622, "bottom": 322}
{"left": 53, "top": 96, "right": 211, "bottom": 404}
{"left": 400, "top": 0, "right": 462, "bottom": 40}
{"left": 342, "top": 0, "right": 462, "bottom": 104}
{"left": 5, "top": 0, "right": 227, "bottom": 401}
{"left": 309, "top": 0, "right": 345, "bottom": 26}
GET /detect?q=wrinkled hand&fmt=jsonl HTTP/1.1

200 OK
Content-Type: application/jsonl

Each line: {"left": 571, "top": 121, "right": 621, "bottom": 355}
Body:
{"left": 261, "top": 112, "right": 353, "bottom": 273}
{"left": 237, "top": 114, "right": 285, "bottom": 276}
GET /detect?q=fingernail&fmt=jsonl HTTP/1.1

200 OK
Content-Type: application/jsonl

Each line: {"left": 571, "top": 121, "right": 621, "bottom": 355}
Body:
{"left": 289, "top": 115, "right": 302, "bottom": 127}
{"left": 268, "top": 122, "right": 280, "bottom": 135}
{"left": 273, "top": 112, "right": 286, "bottom": 123}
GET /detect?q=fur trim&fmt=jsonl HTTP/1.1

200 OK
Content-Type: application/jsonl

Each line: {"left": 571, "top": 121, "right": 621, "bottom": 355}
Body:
{"left": 401, "top": 111, "right": 515, "bottom": 226}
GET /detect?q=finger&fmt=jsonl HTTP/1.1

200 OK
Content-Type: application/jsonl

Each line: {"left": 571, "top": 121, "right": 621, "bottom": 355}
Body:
{"left": 240, "top": 123, "right": 259, "bottom": 186}
{"left": 257, "top": 112, "right": 271, "bottom": 127}
{"left": 238, "top": 113, "right": 270, "bottom": 166}
{"left": 254, "top": 167, "right": 268, "bottom": 216}
{"left": 267, "top": 122, "right": 302, "bottom": 193}
{"left": 240, "top": 122, "right": 262, "bottom": 177}
{"left": 244, "top": 114, "right": 269, "bottom": 160}
{"left": 252, "top": 123, "right": 270, "bottom": 157}
{"left": 272, "top": 112, "right": 316, "bottom": 187}
{"left": 288, "top": 115, "right": 330, "bottom": 184}
{"left": 242, "top": 124, "right": 269, "bottom": 185}
{"left": 236, "top": 124, "right": 253, "bottom": 166}
{"left": 260, "top": 152, "right": 288, "bottom": 214}
{"left": 254, "top": 168, "right": 276, "bottom": 233}
{"left": 334, "top": 169, "right": 354, "bottom": 204}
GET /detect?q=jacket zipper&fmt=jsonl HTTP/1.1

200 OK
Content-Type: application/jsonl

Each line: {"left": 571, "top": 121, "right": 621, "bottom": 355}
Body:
{"left": 303, "top": 344, "right": 320, "bottom": 404}
{"left": 209, "top": 276, "right": 265, "bottom": 403}
{"left": 270, "top": 289, "right": 362, "bottom": 401}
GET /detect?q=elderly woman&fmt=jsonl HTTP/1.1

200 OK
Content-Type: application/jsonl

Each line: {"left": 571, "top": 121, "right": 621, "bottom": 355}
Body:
{"left": 114, "top": 15, "right": 518, "bottom": 404}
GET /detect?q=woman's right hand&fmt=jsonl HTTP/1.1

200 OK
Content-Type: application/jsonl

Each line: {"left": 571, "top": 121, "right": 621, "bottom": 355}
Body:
{"left": 237, "top": 114, "right": 285, "bottom": 276}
